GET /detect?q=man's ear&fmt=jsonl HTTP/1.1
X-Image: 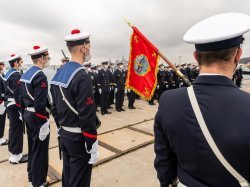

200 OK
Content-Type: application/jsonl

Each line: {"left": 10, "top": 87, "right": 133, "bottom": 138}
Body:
{"left": 193, "top": 51, "right": 198, "bottom": 61}
{"left": 235, "top": 48, "right": 242, "bottom": 62}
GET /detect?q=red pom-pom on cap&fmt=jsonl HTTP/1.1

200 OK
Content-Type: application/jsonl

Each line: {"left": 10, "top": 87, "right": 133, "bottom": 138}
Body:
{"left": 10, "top": 54, "right": 15, "bottom": 57}
{"left": 71, "top": 29, "right": 80, "bottom": 35}
{"left": 33, "top": 46, "right": 40, "bottom": 50}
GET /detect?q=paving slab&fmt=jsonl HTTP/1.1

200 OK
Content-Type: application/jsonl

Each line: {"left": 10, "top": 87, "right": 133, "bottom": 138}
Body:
{"left": 130, "top": 120, "right": 154, "bottom": 135}
{"left": 52, "top": 144, "right": 159, "bottom": 187}
{"left": 99, "top": 128, "right": 154, "bottom": 152}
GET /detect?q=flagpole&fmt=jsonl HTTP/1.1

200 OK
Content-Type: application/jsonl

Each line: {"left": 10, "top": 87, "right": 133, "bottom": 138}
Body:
{"left": 125, "top": 19, "right": 191, "bottom": 86}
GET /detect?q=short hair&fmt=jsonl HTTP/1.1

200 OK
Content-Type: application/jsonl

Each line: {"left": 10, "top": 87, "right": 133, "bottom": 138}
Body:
{"left": 196, "top": 46, "right": 240, "bottom": 66}
{"left": 9, "top": 58, "right": 21, "bottom": 67}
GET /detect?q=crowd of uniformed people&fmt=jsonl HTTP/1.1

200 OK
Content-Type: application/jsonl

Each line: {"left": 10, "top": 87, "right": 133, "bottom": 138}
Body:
{"left": 0, "top": 12, "right": 249, "bottom": 187}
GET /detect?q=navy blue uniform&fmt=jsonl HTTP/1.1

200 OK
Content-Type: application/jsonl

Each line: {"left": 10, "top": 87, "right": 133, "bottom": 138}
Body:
{"left": 4, "top": 68, "right": 23, "bottom": 155}
{"left": 20, "top": 66, "right": 50, "bottom": 187}
{"left": 88, "top": 71, "right": 100, "bottom": 110}
{"left": 0, "top": 74, "right": 6, "bottom": 139}
{"left": 51, "top": 61, "right": 97, "bottom": 187}
{"left": 114, "top": 69, "right": 126, "bottom": 111}
{"left": 157, "top": 70, "right": 166, "bottom": 100}
{"left": 109, "top": 69, "right": 115, "bottom": 107}
{"left": 154, "top": 75, "right": 250, "bottom": 186}
{"left": 98, "top": 68, "right": 113, "bottom": 114}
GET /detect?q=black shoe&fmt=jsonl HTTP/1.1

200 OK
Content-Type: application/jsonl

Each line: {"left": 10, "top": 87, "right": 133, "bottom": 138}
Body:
{"left": 107, "top": 106, "right": 113, "bottom": 109}
{"left": 105, "top": 110, "right": 112, "bottom": 114}
{"left": 42, "top": 181, "right": 49, "bottom": 187}
{"left": 128, "top": 106, "right": 133, "bottom": 109}
{"left": 131, "top": 106, "right": 136, "bottom": 109}
{"left": 0, "top": 139, "right": 8, "bottom": 146}
{"left": 96, "top": 109, "right": 99, "bottom": 112}
{"left": 101, "top": 111, "right": 105, "bottom": 115}
{"left": 120, "top": 108, "right": 126, "bottom": 111}
{"left": 116, "top": 109, "right": 121, "bottom": 112}
{"left": 19, "top": 154, "right": 28, "bottom": 163}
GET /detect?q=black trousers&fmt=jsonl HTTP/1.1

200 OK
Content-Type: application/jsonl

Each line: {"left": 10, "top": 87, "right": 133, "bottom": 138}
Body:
{"left": 157, "top": 86, "right": 166, "bottom": 101}
{"left": 0, "top": 111, "right": 6, "bottom": 138}
{"left": 128, "top": 91, "right": 136, "bottom": 107}
{"left": 115, "top": 88, "right": 125, "bottom": 110}
{"left": 26, "top": 123, "right": 49, "bottom": 187}
{"left": 7, "top": 107, "right": 23, "bottom": 154}
{"left": 60, "top": 129, "right": 92, "bottom": 187}
{"left": 109, "top": 88, "right": 115, "bottom": 105}
{"left": 100, "top": 90, "right": 110, "bottom": 112}
{"left": 94, "top": 89, "right": 100, "bottom": 109}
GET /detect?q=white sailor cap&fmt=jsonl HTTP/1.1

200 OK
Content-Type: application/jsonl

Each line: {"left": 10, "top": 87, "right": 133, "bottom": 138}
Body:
{"left": 28, "top": 46, "right": 49, "bottom": 59}
{"left": 65, "top": 29, "right": 90, "bottom": 46}
{"left": 116, "top": 60, "right": 123, "bottom": 65}
{"left": 83, "top": 62, "right": 91, "bottom": 66}
{"left": 183, "top": 13, "right": 250, "bottom": 51}
{"left": 8, "top": 54, "right": 21, "bottom": 62}
{"left": 0, "top": 60, "right": 5, "bottom": 65}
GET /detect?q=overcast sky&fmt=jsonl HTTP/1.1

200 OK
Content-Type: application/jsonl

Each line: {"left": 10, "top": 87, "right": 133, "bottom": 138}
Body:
{"left": 0, "top": 0, "right": 250, "bottom": 66}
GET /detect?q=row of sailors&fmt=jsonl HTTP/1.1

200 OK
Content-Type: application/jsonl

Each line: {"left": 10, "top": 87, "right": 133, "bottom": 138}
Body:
{"left": 0, "top": 29, "right": 135, "bottom": 187}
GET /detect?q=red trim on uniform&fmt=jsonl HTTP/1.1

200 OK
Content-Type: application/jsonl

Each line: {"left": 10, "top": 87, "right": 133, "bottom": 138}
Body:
{"left": 16, "top": 103, "right": 21, "bottom": 108}
{"left": 35, "top": 113, "right": 47, "bottom": 119}
{"left": 83, "top": 132, "right": 97, "bottom": 139}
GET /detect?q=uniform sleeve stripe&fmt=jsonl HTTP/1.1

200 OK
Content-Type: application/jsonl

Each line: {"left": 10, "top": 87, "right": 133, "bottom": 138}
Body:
{"left": 35, "top": 113, "right": 47, "bottom": 119}
{"left": 83, "top": 132, "right": 97, "bottom": 139}
{"left": 16, "top": 103, "right": 21, "bottom": 108}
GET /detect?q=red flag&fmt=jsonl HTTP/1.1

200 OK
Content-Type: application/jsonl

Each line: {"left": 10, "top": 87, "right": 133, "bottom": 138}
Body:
{"left": 126, "top": 26, "right": 159, "bottom": 100}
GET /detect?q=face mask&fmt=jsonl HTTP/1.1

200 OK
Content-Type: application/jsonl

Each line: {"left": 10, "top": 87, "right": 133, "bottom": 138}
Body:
{"left": 44, "top": 62, "right": 50, "bottom": 68}
{"left": 87, "top": 68, "right": 92, "bottom": 72}
{"left": 119, "top": 65, "right": 124, "bottom": 69}
{"left": 103, "top": 65, "right": 108, "bottom": 69}
{"left": 97, "top": 67, "right": 102, "bottom": 71}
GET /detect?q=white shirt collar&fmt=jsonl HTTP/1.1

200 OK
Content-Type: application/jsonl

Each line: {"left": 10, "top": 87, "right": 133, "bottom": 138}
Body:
{"left": 199, "top": 73, "right": 225, "bottom": 76}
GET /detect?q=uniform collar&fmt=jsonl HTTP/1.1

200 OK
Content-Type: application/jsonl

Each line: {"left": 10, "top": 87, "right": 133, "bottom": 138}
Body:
{"left": 194, "top": 75, "right": 237, "bottom": 87}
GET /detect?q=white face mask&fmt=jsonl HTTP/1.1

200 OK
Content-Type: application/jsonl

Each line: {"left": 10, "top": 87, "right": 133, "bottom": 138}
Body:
{"left": 97, "top": 67, "right": 102, "bottom": 71}
{"left": 119, "top": 65, "right": 124, "bottom": 69}
{"left": 44, "top": 61, "right": 50, "bottom": 68}
{"left": 103, "top": 65, "right": 108, "bottom": 69}
{"left": 87, "top": 67, "right": 92, "bottom": 72}
{"left": 84, "top": 54, "right": 92, "bottom": 62}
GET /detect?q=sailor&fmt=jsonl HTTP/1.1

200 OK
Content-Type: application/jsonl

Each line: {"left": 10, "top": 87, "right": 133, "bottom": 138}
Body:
{"left": 154, "top": 13, "right": 250, "bottom": 186}
{"left": 4, "top": 54, "right": 28, "bottom": 164}
{"left": 90, "top": 64, "right": 100, "bottom": 111}
{"left": 19, "top": 46, "right": 51, "bottom": 187}
{"left": 51, "top": 29, "right": 98, "bottom": 187}
{"left": 97, "top": 61, "right": 113, "bottom": 115}
{"left": 114, "top": 60, "right": 126, "bottom": 112}
{"left": 156, "top": 63, "right": 166, "bottom": 101}
{"left": 0, "top": 60, "right": 8, "bottom": 146}
{"left": 108, "top": 61, "right": 115, "bottom": 108}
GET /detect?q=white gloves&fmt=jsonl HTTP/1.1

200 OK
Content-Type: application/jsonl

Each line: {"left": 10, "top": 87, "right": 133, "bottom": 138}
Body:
{"left": 0, "top": 103, "right": 6, "bottom": 115}
{"left": 157, "top": 85, "right": 159, "bottom": 89}
{"left": 114, "top": 88, "right": 118, "bottom": 93}
{"left": 99, "top": 89, "right": 102, "bottom": 94}
{"left": 18, "top": 111, "right": 23, "bottom": 121}
{"left": 85, "top": 140, "right": 99, "bottom": 164}
{"left": 127, "top": 89, "right": 130, "bottom": 93}
{"left": 39, "top": 121, "right": 50, "bottom": 141}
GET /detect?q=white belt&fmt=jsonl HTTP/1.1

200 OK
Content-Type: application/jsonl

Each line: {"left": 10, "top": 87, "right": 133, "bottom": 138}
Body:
{"left": 7, "top": 98, "right": 16, "bottom": 107}
{"left": 7, "top": 98, "right": 15, "bottom": 102}
{"left": 26, "top": 107, "right": 35, "bottom": 112}
{"left": 62, "top": 126, "right": 81, "bottom": 133}
{"left": 26, "top": 107, "right": 50, "bottom": 113}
